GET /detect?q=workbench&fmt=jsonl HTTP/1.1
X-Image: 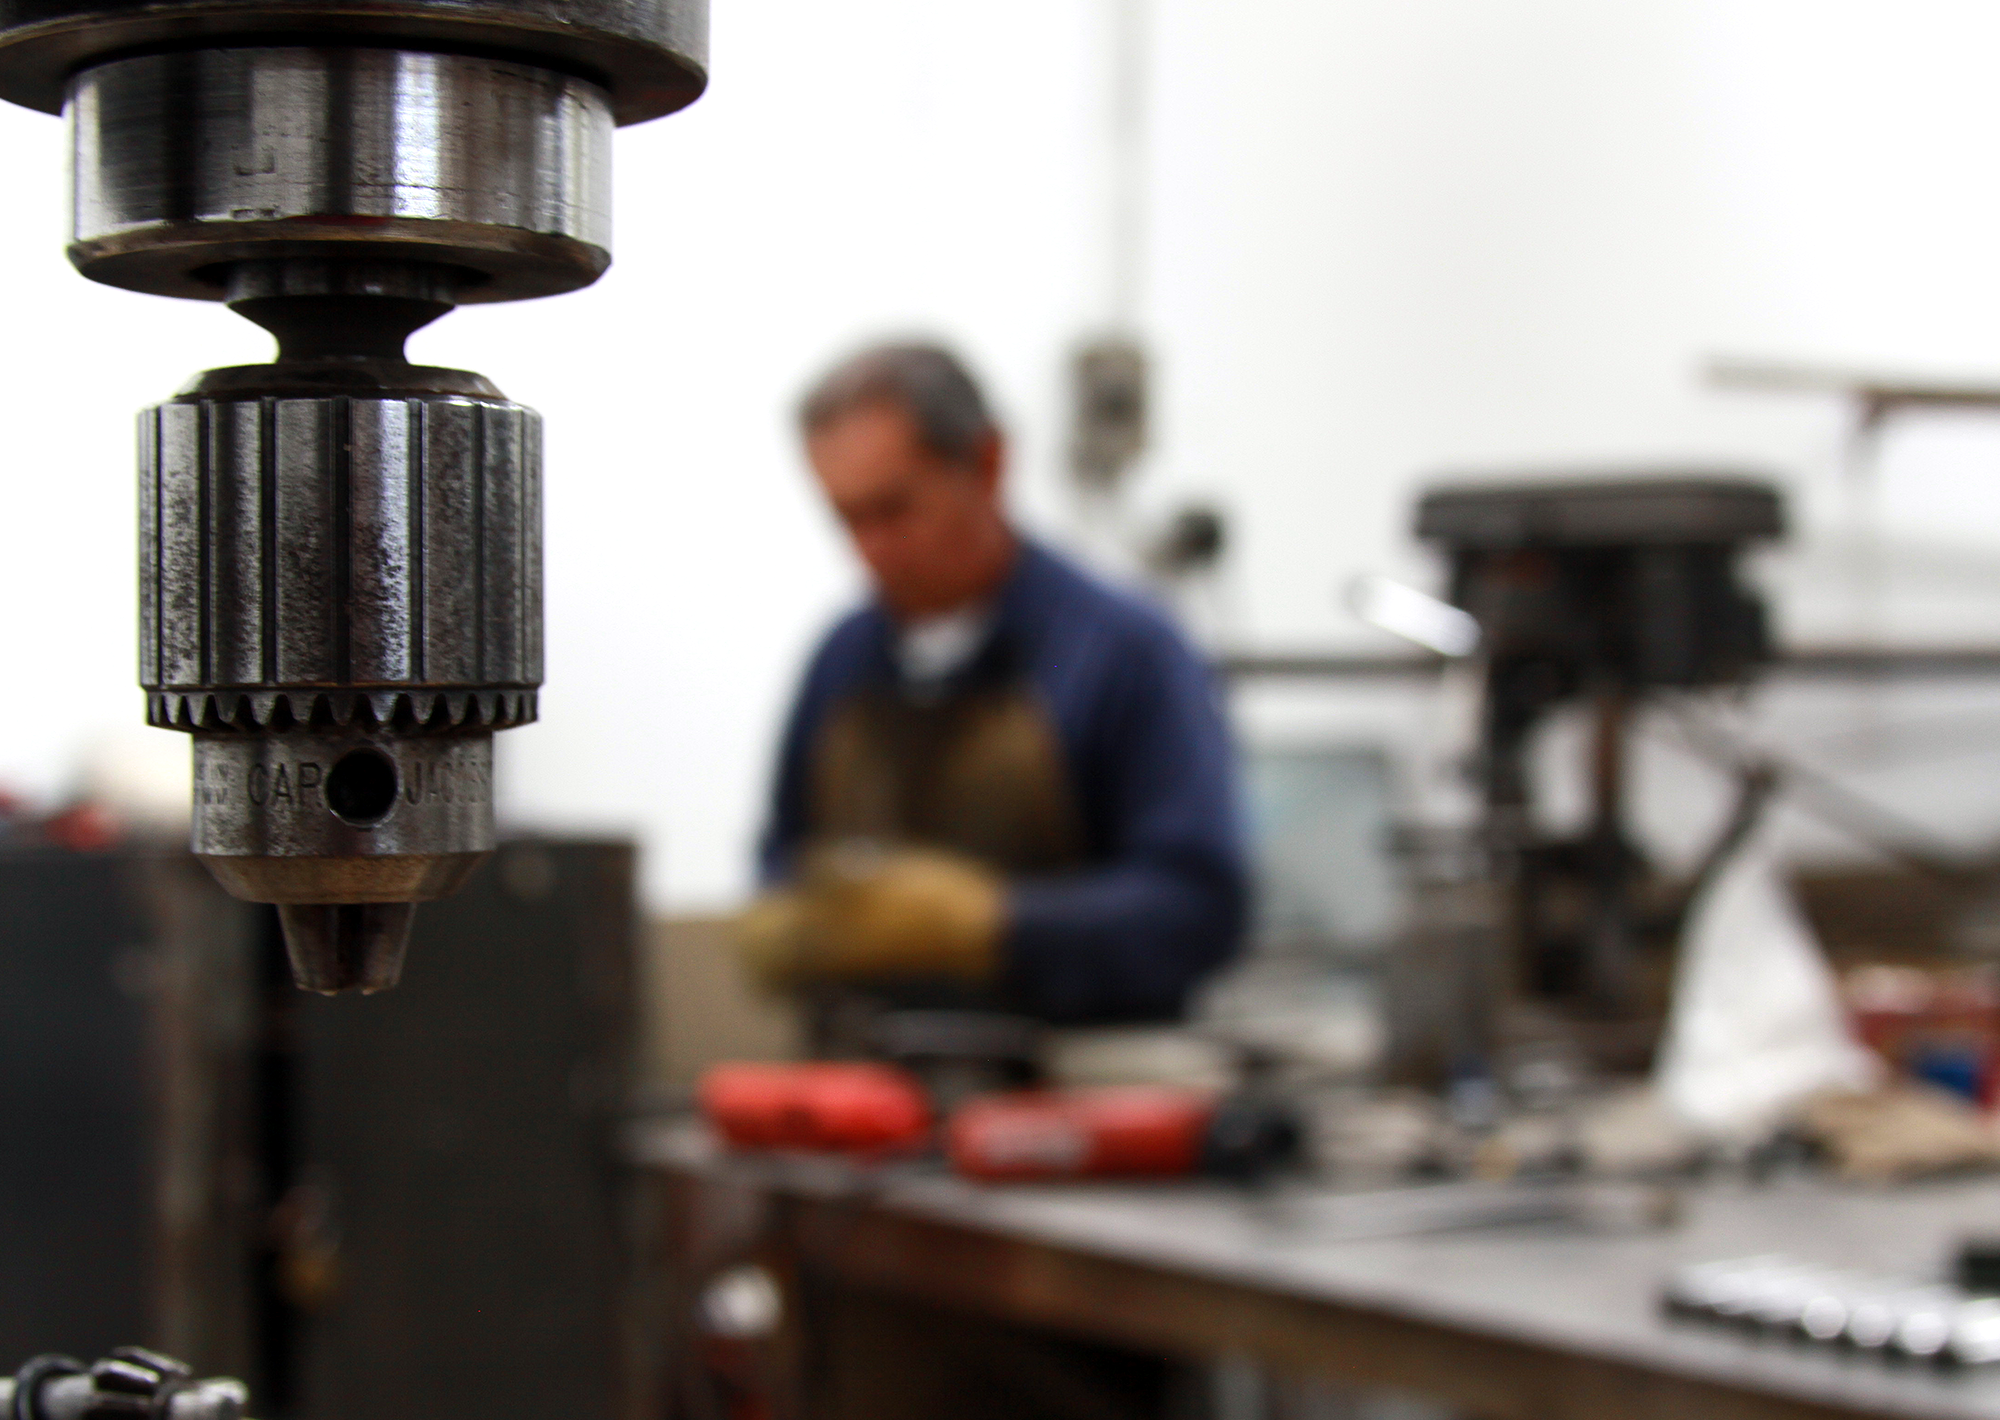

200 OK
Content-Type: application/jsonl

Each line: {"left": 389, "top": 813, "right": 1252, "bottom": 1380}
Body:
{"left": 631, "top": 1121, "right": 2000, "bottom": 1420}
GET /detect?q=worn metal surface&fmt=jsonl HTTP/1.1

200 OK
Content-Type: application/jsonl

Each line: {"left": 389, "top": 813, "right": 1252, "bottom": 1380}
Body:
{"left": 72, "top": 49, "right": 613, "bottom": 301}
{"left": 192, "top": 734, "right": 493, "bottom": 892}
{"left": 638, "top": 1124, "right": 2000, "bottom": 1420}
{"left": 141, "top": 388, "right": 542, "bottom": 720}
{"left": 0, "top": 0, "right": 705, "bottom": 124}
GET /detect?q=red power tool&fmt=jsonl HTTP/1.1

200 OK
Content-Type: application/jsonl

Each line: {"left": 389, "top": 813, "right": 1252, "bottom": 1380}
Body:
{"left": 699, "top": 1062, "right": 930, "bottom": 1153}
{"left": 948, "top": 1086, "right": 1300, "bottom": 1182}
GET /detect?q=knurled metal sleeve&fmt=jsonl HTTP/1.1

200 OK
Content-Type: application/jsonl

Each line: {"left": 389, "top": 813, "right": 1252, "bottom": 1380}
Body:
{"left": 141, "top": 392, "right": 542, "bottom": 732}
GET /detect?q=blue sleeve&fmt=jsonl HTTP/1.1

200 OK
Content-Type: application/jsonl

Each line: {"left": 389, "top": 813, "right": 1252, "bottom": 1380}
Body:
{"left": 757, "top": 620, "right": 865, "bottom": 884}
{"left": 1002, "top": 626, "right": 1248, "bottom": 1023}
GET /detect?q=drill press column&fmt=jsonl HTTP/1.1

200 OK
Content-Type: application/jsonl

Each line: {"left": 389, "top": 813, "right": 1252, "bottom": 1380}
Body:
{"left": 0, "top": 0, "right": 705, "bottom": 990}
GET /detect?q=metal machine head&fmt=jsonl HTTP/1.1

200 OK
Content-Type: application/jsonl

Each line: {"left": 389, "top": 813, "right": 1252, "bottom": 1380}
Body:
{"left": 0, "top": 0, "right": 706, "bottom": 990}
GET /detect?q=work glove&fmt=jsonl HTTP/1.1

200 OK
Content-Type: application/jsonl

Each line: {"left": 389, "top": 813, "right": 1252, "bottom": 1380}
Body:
{"left": 733, "top": 844, "right": 1006, "bottom": 990}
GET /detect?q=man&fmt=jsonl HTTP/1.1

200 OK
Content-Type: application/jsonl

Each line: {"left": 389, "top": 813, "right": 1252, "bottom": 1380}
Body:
{"left": 741, "top": 341, "right": 1246, "bottom": 1027}
{"left": 735, "top": 342, "right": 1246, "bottom": 1420}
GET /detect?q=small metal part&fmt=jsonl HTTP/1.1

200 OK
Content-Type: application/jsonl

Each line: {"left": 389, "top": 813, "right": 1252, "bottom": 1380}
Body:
{"left": 3, "top": 1352, "right": 244, "bottom": 1420}
{"left": 1951, "top": 1297, "right": 2000, "bottom": 1365}
{"left": 1740, "top": 1264, "right": 1828, "bottom": 1331}
{"left": 278, "top": 902, "right": 418, "bottom": 993}
{"left": 1798, "top": 1287, "right": 1853, "bottom": 1342}
{"left": 102, "top": 1352, "right": 188, "bottom": 1384}
{"left": 1785, "top": 1271, "right": 1877, "bottom": 1343}
{"left": 1896, "top": 1294, "right": 1963, "bottom": 1360}
{"left": 85, "top": 1359, "right": 159, "bottom": 1395}
{"left": 1661, "top": 1258, "right": 1739, "bottom": 1315}
{"left": 8, "top": 1356, "right": 84, "bottom": 1420}
{"left": 1705, "top": 1259, "right": 1808, "bottom": 1326}
{"left": 1849, "top": 1286, "right": 1952, "bottom": 1352}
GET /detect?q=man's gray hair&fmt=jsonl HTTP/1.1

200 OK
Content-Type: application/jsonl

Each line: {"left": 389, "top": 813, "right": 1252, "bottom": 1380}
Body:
{"left": 798, "top": 342, "right": 998, "bottom": 462}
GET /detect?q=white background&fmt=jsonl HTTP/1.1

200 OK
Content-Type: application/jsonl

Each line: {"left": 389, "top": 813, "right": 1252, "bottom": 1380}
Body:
{"left": 9, "top": 1, "right": 2000, "bottom": 909}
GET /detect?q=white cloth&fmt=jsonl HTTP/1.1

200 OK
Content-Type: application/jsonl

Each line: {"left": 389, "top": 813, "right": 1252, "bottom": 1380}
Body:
{"left": 1655, "top": 830, "right": 1878, "bottom": 1144}
{"left": 895, "top": 603, "right": 995, "bottom": 689}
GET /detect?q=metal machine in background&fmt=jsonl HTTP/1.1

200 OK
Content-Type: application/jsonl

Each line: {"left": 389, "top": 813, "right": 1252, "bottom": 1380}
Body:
{"left": 0, "top": 837, "right": 640, "bottom": 1420}
{"left": 1407, "top": 475, "right": 1784, "bottom": 1069}
{"left": 1232, "top": 471, "right": 2000, "bottom": 1086}
{"left": 0, "top": 0, "right": 703, "bottom": 993}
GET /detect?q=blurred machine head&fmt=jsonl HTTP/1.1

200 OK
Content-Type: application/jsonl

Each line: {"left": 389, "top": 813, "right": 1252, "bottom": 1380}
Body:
{"left": 1409, "top": 474, "right": 1784, "bottom": 1067}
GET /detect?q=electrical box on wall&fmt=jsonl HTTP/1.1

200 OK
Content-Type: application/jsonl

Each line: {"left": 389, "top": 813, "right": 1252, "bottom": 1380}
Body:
{"left": 1069, "top": 336, "right": 1149, "bottom": 488}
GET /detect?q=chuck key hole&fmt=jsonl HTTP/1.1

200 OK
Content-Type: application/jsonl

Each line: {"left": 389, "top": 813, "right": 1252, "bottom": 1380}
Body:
{"left": 326, "top": 749, "right": 399, "bottom": 826}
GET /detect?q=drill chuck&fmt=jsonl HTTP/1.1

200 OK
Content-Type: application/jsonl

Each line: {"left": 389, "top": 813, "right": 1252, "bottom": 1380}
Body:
{"left": 142, "top": 367, "right": 540, "bottom": 991}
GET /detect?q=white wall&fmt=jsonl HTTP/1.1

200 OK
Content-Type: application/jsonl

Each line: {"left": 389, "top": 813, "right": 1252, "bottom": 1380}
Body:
{"left": 6, "top": 1, "right": 2000, "bottom": 909}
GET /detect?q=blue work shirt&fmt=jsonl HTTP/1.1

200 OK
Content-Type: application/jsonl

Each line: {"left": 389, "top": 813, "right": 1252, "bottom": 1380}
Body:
{"left": 759, "top": 538, "right": 1248, "bottom": 1024}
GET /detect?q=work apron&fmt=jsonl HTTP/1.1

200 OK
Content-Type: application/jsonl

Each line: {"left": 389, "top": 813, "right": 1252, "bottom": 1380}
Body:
{"left": 806, "top": 679, "right": 1088, "bottom": 875}
{"left": 799, "top": 665, "right": 1088, "bottom": 1037}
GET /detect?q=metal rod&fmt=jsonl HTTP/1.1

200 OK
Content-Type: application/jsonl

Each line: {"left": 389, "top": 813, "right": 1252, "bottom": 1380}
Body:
{"left": 1220, "top": 646, "right": 2000, "bottom": 681}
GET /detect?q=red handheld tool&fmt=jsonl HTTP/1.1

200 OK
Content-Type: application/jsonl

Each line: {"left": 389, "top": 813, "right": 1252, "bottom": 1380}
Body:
{"left": 947, "top": 1086, "right": 1218, "bottom": 1180}
{"left": 699, "top": 1062, "right": 931, "bottom": 1153}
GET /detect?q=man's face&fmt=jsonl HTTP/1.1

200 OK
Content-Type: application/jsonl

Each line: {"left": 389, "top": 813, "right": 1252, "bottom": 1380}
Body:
{"left": 806, "top": 400, "right": 1005, "bottom": 619}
